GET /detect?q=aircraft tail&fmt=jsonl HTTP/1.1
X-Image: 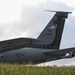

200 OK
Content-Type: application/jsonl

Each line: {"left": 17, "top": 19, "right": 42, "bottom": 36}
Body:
{"left": 37, "top": 10, "right": 72, "bottom": 49}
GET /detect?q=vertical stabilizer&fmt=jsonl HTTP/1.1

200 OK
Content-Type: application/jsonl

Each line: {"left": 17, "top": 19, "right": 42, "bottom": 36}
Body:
{"left": 37, "top": 11, "right": 71, "bottom": 49}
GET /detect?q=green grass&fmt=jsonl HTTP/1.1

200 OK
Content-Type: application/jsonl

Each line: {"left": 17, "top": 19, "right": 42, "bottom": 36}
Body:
{"left": 0, "top": 64, "right": 75, "bottom": 75}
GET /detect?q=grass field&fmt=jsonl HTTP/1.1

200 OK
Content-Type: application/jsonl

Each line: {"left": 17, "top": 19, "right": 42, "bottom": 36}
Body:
{"left": 0, "top": 64, "right": 75, "bottom": 75}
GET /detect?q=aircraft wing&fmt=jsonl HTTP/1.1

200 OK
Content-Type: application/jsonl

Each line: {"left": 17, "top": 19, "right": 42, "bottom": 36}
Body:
{"left": 0, "top": 38, "right": 42, "bottom": 53}
{"left": 44, "top": 47, "right": 75, "bottom": 60}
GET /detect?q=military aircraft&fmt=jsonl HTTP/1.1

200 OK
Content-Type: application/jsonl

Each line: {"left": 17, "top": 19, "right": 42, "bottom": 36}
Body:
{"left": 0, "top": 10, "right": 74, "bottom": 64}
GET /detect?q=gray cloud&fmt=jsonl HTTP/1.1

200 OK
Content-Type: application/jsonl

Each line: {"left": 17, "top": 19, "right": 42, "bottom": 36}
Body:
{"left": 61, "top": 16, "right": 75, "bottom": 49}
{"left": 0, "top": 1, "right": 73, "bottom": 41}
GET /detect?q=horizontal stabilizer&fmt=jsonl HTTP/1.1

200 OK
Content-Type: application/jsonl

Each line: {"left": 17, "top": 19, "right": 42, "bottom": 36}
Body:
{"left": 44, "top": 47, "right": 75, "bottom": 57}
{"left": 44, "top": 10, "right": 72, "bottom": 14}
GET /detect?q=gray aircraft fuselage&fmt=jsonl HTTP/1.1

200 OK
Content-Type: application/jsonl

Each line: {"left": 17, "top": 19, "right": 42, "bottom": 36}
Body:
{"left": 0, "top": 48, "right": 56, "bottom": 64}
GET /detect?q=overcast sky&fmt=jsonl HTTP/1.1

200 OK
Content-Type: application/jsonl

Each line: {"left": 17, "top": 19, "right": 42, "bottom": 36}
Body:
{"left": 0, "top": 0, "right": 75, "bottom": 66}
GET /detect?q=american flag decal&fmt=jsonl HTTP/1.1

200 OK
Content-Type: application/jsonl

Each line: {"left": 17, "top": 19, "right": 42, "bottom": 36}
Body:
{"left": 49, "top": 25, "right": 55, "bottom": 29}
